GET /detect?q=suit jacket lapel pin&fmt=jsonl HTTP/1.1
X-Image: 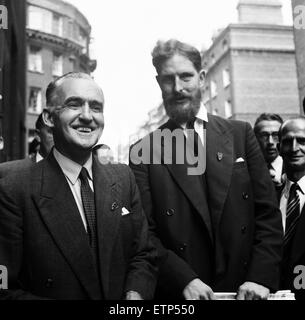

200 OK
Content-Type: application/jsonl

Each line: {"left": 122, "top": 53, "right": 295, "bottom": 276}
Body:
{"left": 111, "top": 201, "right": 119, "bottom": 211}
{"left": 217, "top": 152, "right": 223, "bottom": 161}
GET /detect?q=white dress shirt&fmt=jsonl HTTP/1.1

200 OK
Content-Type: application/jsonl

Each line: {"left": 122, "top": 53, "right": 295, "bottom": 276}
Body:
{"left": 181, "top": 103, "right": 208, "bottom": 144}
{"left": 280, "top": 175, "right": 305, "bottom": 232}
{"left": 53, "top": 148, "right": 94, "bottom": 231}
{"left": 269, "top": 156, "right": 283, "bottom": 185}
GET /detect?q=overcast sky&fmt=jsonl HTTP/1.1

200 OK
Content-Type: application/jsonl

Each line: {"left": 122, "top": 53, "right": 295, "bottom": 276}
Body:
{"left": 65, "top": 0, "right": 293, "bottom": 158}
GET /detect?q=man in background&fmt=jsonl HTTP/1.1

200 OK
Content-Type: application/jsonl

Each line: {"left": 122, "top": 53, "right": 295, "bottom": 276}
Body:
{"left": 0, "top": 113, "right": 54, "bottom": 178}
{"left": 254, "top": 113, "right": 284, "bottom": 187}
{"left": 278, "top": 117, "right": 305, "bottom": 300}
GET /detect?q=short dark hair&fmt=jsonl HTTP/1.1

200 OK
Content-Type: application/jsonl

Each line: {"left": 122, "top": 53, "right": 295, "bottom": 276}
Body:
{"left": 152, "top": 39, "right": 202, "bottom": 74}
{"left": 35, "top": 113, "right": 45, "bottom": 131}
{"left": 254, "top": 113, "right": 283, "bottom": 134}
{"left": 46, "top": 72, "right": 93, "bottom": 107}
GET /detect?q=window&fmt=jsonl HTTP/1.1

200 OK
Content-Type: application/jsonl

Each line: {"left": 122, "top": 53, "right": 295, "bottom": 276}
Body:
{"left": 210, "top": 80, "right": 217, "bottom": 98}
{"left": 222, "top": 69, "right": 230, "bottom": 88}
{"left": 28, "top": 87, "right": 42, "bottom": 114}
{"left": 78, "top": 27, "right": 87, "bottom": 48}
{"left": 28, "top": 47, "right": 42, "bottom": 72}
{"left": 224, "top": 100, "right": 232, "bottom": 118}
{"left": 52, "top": 13, "right": 63, "bottom": 37}
{"left": 52, "top": 53, "right": 63, "bottom": 76}
{"left": 27, "top": 5, "right": 52, "bottom": 33}
{"left": 222, "top": 39, "right": 228, "bottom": 52}
{"left": 211, "top": 53, "right": 215, "bottom": 64}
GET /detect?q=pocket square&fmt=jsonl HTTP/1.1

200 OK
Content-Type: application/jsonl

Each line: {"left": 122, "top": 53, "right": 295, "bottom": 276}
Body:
{"left": 235, "top": 157, "right": 245, "bottom": 163}
{"left": 121, "top": 207, "right": 130, "bottom": 216}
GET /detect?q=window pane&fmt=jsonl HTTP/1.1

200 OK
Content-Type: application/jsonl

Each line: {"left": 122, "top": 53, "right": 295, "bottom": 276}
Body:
{"left": 52, "top": 53, "right": 63, "bottom": 76}
{"left": 28, "top": 47, "right": 42, "bottom": 72}
{"left": 28, "top": 88, "right": 42, "bottom": 113}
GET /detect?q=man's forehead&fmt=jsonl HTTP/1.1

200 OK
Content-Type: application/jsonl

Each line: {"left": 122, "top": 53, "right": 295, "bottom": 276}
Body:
{"left": 256, "top": 120, "right": 281, "bottom": 132}
{"left": 56, "top": 78, "right": 104, "bottom": 100}
{"left": 282, "top": 119, "right": 305, "bottom": 136}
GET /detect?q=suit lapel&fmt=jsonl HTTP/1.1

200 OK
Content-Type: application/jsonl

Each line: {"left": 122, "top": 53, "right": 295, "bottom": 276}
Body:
{"left": 33, "top": 153, "right": 102, "bottom": 300}
{"left": 161, "top": 120, "right": 213, "bottom": 241}
{"left": 93, "top": 157, "right": 120, "bottom": 299}
{"left": 205, "top": 115, "right": 234, "bottom": 231}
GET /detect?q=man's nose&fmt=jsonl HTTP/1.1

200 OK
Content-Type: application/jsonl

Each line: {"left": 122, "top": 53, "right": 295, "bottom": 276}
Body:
{"left": 79, "top": 103, "right": 93, "bottom": 121}
{"left": 291, "top": 137, "right": 298, "bottom": 151}
{"left": 267, "top": 134, "right": 276, "bottom": 144}
{"left": 174, "top": 77, "right": 184, "bottom": 93}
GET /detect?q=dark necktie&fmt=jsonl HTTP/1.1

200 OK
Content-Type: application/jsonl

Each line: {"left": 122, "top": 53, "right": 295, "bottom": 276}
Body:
{"left": 79, "top": 167, "right": 97, "bottom": 249}
{"left": 284, "top": 183, "right": 300, "bottom": 251}
{"left": 186, "top": 118, "right": 203, "bottom": 157}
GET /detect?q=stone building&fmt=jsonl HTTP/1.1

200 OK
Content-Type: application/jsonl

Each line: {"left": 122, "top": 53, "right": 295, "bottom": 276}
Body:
{"left": 291, "top": 0, "right": 305, "bottom": 112}
{"left": 26, "top": 0, "right": 96, "bottom": 150}
{"left": 201, "top": 0, "right": 299, "bottom": 125}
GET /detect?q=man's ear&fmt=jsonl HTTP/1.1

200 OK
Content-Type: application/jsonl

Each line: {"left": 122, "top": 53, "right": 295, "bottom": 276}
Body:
{"left": 42, "top": 109, "right": 54, "bottom": 128}
{"left": 199, "top": 69, "right": 205, "bottom": 89}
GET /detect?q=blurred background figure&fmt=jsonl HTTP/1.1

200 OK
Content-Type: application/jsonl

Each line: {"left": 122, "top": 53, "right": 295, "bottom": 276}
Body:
{"left": 254, "top": 113, "right": 284, "bottom": 187}
{"left": 93, "top": 143, "right": 114, "bottom": 164}
{"left": 31, "top": 113, "right": 54, "bottom": 162}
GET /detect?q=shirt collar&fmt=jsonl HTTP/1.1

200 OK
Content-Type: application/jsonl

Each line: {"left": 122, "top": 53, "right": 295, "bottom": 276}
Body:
{"left": 271, "top": 155, "right": 283, "bottom": 171}
{"left": 284, "top": 175, "right": 305, "bottom": 197}
{"left": 36, "top": 152, "right": 44, "bottom": 163}
{"left": 181, "top": 102, "right": 208, "bottom": 129}
{"left": 53, "top": 148, "right": 93, "bottom": 185}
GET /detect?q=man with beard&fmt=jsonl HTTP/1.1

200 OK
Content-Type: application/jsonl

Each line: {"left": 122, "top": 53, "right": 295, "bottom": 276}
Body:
{"left": 254, "top": 113, "right": 284, "bottom": 188}
{"left": 129, "top": 39, "right": 283, "bottom": 300}
{"left": 0, "top": 72, "right": 158, "bottom": 300}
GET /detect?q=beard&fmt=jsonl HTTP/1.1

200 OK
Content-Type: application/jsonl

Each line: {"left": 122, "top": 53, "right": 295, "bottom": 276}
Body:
{"left": 163, "top": 89, "right": 202, "bottom": 125}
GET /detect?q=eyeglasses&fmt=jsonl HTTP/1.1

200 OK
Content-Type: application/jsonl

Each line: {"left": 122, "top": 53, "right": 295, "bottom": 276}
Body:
{"left": 257, "top": 132, "right": 279, "bottom": 142}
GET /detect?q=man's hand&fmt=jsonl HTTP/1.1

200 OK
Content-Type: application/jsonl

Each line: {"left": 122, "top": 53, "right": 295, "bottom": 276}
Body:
{"left": 125, "top": 291, "right": 143, "bottom": 300}
{"left": 183, "top": 278, "right": 215, "bottom": 300}
{"left": 236, "top": 282, "right": 270, "bottom": 300}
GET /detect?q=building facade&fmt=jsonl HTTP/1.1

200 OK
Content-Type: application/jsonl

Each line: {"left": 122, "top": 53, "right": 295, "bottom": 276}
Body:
{"left": 291, "top": 0, "right": 305, "bottom": 111}
{"left": 201, "top": 0, "right": 299, "bottom": 125}
{"left": 26, "top": 0, "right": 96, "bottom": 151}
{"left": 0, "top": 0, "right": 27, "bottom": 163}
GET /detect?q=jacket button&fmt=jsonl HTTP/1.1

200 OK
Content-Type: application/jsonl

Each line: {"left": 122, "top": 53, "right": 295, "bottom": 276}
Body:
{"left": 166, "top": 209, "right": 175, "bottom": 216}
{"left": 111, "top": 202, "right": 119, "bottom": 211}
{"left": 241, "top": 226, "right": 247, "bottom": 234}
{"left": 242, "top": 192, "right": 249, "bottom": 200}
{"left": 46, "top": 278, "right": 53, "bottom": 288}
{"left": 179, "top": 243, "right": 187, "bottom": 251}
{"left": 243, "top": 261, "right": 248, "bottom": 269}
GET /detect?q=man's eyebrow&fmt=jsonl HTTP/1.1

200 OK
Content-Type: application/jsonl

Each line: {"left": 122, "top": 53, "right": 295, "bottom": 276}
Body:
{"left": 64, "top": 96, "right": 84, "bottom": 104}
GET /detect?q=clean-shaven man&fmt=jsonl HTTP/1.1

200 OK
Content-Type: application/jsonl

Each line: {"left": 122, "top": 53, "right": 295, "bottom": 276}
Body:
{"left": 0, "top": 72, "right": 157, "bottom": 300}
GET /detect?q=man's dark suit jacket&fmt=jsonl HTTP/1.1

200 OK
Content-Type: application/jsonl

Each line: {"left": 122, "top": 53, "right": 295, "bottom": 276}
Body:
{"left": 130, "top": 114, "right": 283, "bottom": 298}
{"left": 0, "top": 152, "right": 157, "bottom": 300}
{"left": 0, "top": 157, "right": 35, "bottom": 179}
{"left": 277, "top": 182, "right": 305, "bottom": 300}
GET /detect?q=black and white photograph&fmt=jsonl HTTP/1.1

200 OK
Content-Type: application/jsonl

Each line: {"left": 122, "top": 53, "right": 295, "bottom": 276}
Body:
{"left": 0, "top": 0, "right": 305, "bottom": 309}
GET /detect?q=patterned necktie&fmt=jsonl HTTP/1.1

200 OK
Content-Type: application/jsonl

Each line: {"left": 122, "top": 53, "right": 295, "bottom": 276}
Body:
{"left": 284, "top": 183, "right": 300, "bottom": 249}
{"left": 79, "top": 167, "right": 97, "bottom": 249}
